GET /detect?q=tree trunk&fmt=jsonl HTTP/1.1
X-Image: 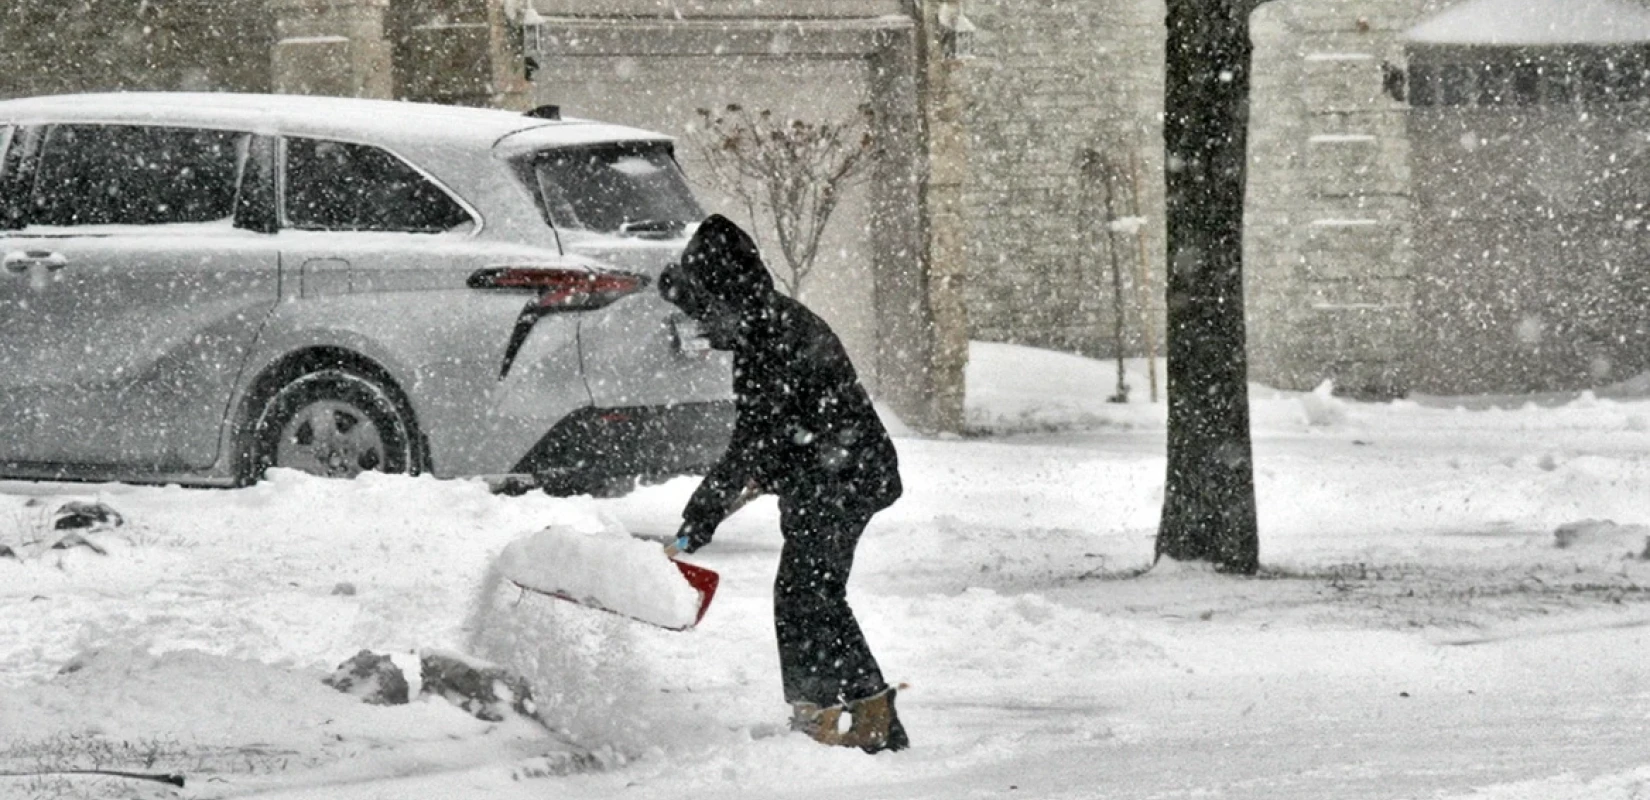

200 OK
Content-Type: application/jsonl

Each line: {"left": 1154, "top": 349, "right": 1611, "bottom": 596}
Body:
{"left": 1156, "top": 0, "right": 1260, "bottom": 574}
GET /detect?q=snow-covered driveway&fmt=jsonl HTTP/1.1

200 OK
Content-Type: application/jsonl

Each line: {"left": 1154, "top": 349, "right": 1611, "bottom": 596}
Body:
{"left": 3, "top": 345, "right": 1648, "bottom": 799}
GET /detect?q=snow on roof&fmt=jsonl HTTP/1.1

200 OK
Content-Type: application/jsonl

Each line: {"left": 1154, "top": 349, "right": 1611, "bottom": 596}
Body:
{"left": 0, "top": 92, "right": 670, "bottom": 151}
{"left": 1406, "top": 0, "right": 1650, "bottom": 45}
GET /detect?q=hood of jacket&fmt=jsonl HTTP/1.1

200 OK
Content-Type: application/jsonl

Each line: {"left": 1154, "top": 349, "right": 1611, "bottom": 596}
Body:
{"left": 678, "top": 214, "right": 775, "bottom": 315}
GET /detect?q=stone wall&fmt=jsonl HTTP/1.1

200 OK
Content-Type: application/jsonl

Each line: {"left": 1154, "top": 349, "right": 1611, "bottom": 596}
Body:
{"left": 1406, "top": 44, "right": 1650, "bottom": 394}
{"left": 0, "top": 0, "right": 274, "bottom": 99}
{"left": 272, "top": 0, "right": 395, "bottom": 99}
{"left": 531, "top": 0, "right": 898, "bottom": 15}
{"left": 0, "top": 0, "right": 526, "bottom": 106}
{"left": 390, "top": 0, "right": 532, "bottom": 107}
{"left": 19, "top": 0, "right": 1577, "bottom": 408}
{"left": 1245, "top": 0, "right": 1456, "bottom": 396}
{"left": 272, "top": 0, "right": 530, "bottom": 106}
{"left": 522, "top": 1, "right": 967, "bottom": 431}
{"left": 961, "top": 0, "right": 1168, "bottom": 365}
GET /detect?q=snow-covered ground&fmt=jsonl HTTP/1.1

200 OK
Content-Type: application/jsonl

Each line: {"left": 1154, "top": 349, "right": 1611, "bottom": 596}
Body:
{"left": 3, "top": 341, "right": 1649, "bottom": 800}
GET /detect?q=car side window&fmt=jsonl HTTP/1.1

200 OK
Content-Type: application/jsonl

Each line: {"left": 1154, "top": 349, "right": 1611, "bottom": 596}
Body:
{"left": 26, "top": 124, "right": 247, "bottom": 227}
{"left": 283, "top": 137, "right": 474, "bottom": 234}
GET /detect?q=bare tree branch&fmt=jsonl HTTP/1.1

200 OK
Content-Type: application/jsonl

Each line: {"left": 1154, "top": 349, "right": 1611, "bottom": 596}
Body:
{"left": 687, "top": 105, "right": 878, "bottom": 299}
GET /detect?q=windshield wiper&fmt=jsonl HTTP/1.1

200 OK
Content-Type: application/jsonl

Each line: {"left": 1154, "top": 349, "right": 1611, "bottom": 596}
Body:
{"left": 618, "top": 219, "right": 685, "bottom": 236}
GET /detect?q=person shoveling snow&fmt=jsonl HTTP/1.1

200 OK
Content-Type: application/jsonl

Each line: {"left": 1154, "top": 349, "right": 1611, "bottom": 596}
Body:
{"left": 657, "top": 215, "right": 909, "bottom": 755}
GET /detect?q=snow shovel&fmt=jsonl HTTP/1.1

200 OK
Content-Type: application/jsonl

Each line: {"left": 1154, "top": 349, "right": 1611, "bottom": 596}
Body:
{"left": 497, "top": 525, "right": 719, "bottom": 631}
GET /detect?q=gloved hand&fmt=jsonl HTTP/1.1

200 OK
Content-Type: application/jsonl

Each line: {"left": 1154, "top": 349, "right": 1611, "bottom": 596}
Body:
{"left": 662, "top": 534, "right": 692, "bottom": 559}
{"left": 665, "top": 520, "right": 713, "bottom": 556}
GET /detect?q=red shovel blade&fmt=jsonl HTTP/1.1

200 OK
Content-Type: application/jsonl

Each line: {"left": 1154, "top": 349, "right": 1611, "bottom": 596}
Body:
{"left": 506, "top": 559, "right": 719, "bottom": 632}
{"left": 675, "top": 560, "right": 720, "bottom": 627}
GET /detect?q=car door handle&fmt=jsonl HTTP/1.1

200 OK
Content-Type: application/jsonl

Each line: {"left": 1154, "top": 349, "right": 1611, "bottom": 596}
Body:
{"left": 2, "top": 250, "right": 69, "bottom": 274}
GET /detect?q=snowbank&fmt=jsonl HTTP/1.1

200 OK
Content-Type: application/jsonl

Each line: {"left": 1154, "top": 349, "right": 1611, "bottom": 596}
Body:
{"left": 497, "top": 524, "right": 703, "bottom": 631}
{"left": 1, "top": 341, "right": 1649, "bottom": 800}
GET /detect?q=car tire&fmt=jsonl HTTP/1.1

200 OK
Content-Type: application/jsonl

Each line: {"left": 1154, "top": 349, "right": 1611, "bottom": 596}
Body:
{"left": 250, "top": 368, "right": 421, "bottom": 481}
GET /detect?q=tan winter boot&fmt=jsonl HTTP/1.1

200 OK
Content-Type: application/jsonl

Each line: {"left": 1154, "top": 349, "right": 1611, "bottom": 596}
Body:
{"left": 789, "top": 701, "right": 847, "bottom": 746}
{"left": 839, "top": 686, "right": 909, "bottom": 754}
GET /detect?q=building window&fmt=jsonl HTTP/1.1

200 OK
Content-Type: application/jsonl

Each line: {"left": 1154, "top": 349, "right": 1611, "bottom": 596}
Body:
{"left": 1407, "top": 47, "right": 1650, "bottom": 108}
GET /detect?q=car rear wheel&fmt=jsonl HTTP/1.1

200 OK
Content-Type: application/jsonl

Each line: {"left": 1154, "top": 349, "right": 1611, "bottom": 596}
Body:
{"left": 251, "top": 369, "right": 419, "bottom": 480}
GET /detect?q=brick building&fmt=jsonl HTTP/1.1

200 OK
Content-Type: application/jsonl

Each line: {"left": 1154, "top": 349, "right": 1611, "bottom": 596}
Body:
{"left": 7, "top": 0, "right": 1642, "bottom": 417}
{"left": 1247, "top": 0, "right": 1650, "bottom": 396}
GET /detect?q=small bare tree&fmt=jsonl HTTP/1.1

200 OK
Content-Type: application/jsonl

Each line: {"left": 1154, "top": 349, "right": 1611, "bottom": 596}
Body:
{"left": 688, "top": 104, "right": 878, "bottom": 299}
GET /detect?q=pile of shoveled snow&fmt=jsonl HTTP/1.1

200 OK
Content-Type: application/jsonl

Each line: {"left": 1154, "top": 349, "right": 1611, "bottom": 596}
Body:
{"left": 0, "top": 470, "right": 685, "bottom": 790}
{"left": 1552, "top": 518, "right": 1650, "bottom": 557}
{"left": 0, "top": 642, "right": 555, "bottom": 799}
{"left": 497, "top": 524, "right": 702, "bottom": 630}
{"left": 0, "top": 644, "right": 501, "bottom": 747}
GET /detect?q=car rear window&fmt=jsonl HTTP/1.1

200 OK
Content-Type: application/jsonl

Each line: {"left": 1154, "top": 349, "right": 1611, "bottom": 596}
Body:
{"left": 518, "top": 143, "right": 703, "bottom": 236}
{"left": 26, "top": 124, "right": 246, "bottom": 227}
{"left": 283, "top": 137, "right": 475, "bottom": 234}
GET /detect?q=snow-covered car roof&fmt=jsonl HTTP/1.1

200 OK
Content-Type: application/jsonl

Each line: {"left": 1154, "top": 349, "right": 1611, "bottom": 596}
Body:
{"left": 0, "top": 92, "right": 673, "bottom": 153}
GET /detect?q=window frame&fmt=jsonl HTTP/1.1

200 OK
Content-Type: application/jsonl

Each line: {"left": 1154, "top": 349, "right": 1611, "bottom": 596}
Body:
{"left": 18, "top": 122, "right": 258, "bottom": 232}
{"left": 1408, "top": 45, "right": 1650, "bottom": 109}
{"left": 275, "top": 135, "right": 481, "bottom": 236}
{"left": 510, "top": 141, "right": 705, "bottom": 237}
{"left": 0, "top": 124, "right": 19, "bottom": 231}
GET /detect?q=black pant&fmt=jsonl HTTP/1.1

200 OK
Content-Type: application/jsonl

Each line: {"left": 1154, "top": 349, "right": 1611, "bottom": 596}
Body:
{"left": 773, "top": 496, "right": 887, "bottom": 707}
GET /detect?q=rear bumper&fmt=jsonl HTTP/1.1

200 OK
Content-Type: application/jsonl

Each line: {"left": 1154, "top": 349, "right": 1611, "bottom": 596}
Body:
{"left": 510, "top": 401, "right": 734, "bottom": 494}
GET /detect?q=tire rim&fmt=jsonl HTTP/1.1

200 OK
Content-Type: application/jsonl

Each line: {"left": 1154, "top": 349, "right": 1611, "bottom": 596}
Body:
{"left": 274, "top": 399, "right": 389, "bottom": 478}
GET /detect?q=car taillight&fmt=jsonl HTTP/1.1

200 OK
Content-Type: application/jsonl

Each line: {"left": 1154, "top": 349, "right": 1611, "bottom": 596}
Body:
{"left": 468, "top": 267, "right": 648, "bottom": 312}
{"left": 471, "top": 267, "right": 650, "bottom": 380}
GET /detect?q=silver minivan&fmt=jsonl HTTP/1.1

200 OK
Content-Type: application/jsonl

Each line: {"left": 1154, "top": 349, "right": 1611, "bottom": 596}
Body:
{"left": 0, "top": 92, "right": 733, "bottom": 493}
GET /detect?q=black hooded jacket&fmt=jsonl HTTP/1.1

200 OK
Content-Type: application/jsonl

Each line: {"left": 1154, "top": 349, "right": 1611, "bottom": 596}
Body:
{"left": 663, "top": 215, "right": 902, "bottom": 551}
